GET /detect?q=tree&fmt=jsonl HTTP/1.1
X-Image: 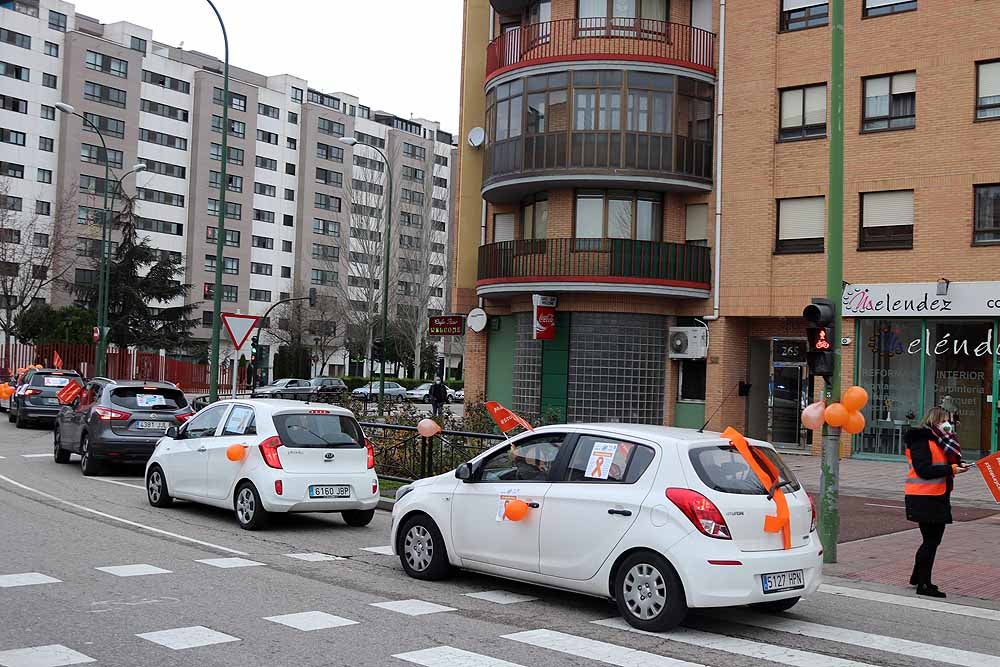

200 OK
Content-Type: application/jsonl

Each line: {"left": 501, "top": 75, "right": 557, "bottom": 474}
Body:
{"left": 263, "top": 288, "right": 341, "bottom": 376}
{"left": 15, "top": 304, "right": 95, "bottom": 344}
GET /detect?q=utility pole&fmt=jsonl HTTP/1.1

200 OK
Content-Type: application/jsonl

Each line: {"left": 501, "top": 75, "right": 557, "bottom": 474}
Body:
{"left": 820, "top": 0, "right": 845, "bottom": 564}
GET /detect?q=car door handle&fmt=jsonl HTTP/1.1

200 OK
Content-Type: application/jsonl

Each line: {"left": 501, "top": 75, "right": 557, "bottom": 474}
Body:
{"left": 527, "top": 502, "right": 540, "bottom": 509}
{"left": 608, "top": 509, "right": 632, "bottom": 517}
{"left": 197, "top": 446, "right": 207, "bottom": 452}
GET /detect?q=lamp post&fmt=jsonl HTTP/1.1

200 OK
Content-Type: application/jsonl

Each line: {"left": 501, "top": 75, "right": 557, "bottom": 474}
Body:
{"left": 339, "top": 137, "right": 392, "bottom": 416}
{"left": 205, "top": 0, "right": 231, "bottom": 403}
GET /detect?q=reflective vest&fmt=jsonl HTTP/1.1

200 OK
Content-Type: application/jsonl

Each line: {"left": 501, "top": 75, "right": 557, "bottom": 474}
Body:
{"left": 904, "top": 439, "right": 949, "bottom": 496}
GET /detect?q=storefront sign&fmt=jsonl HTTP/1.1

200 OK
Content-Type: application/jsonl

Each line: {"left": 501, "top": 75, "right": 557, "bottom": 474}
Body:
{"left": 843, "top": 282, "right": 1000, "bottom": 318}
{"left": 532, "top": 295, "right": 557, "bottom": 340}
{"left": 429, "top": 315, "right": 465, "bottom": 336}
{"left": 772, "top": 339, "right": 806, "bottom": 364}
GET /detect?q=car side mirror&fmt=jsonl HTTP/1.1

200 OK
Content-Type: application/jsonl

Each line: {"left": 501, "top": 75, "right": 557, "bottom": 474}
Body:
{"left": 455, "top": 462, "right": 473, "bottom": 481}
{"left": 165, "top": 425, "right": 179, "bottom": 439}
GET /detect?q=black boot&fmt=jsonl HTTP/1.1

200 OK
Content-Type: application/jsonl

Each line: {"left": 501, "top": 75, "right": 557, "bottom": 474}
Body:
{"left": 917, "top": 583, "right": 946, "bottom": 598}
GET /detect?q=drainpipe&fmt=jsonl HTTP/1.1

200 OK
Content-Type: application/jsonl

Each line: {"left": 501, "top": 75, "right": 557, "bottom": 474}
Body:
{"left": 703, "top": 0, "right": 725, "bottom": 322}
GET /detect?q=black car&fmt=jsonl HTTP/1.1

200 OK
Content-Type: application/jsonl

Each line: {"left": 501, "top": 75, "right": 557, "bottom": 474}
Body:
{"left": 251, "top": 377, "right": 348, "bottom": 402}
{"left": 53, "top": 379, "right": 193, "bottom": 475}
{"left": 9, "top": 368, "right": 83, "bottom": 428}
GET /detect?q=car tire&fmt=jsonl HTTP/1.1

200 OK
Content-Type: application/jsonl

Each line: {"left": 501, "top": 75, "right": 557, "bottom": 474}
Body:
{"left": 53, "top": 426, "right": 70, "bottom": 464}
{"left": 79, "top": 433, "right": 101, "bottom": 477}
{"left": 341, "top": 509, "right": 375, "bottom": 527}
{"left": 398, "top": 514, "right": 451, "bottom": 581}
{"left": 614, "top": 551, "right": 687, "bottom": 632}
{"left": 15, "top": 408, "right": 27, "bottom": 429}
{"left": 750, "top": 596, "right": 801, "bottom": 613}
{"left": 146, "top": 465, "right": 174, "bottom": 508}
{"left": 7, "top": 404, "right": 14, "bottom": 422}
{"left": 234, "top": 481, "right": 269, "bottom": 530}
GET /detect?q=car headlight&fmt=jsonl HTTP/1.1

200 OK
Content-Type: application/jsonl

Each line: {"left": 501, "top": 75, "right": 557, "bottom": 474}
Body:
{"left": 395, "top": 485, "right": 414, "bottom": 501}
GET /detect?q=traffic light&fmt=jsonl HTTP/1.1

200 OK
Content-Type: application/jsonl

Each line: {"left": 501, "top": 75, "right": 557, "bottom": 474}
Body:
{"left": 308, "top": 287, "right": 317, "bottom": 307}
{"left": 249, "top": 336, "right": 259, "bottom": 367}
{"left": 803, "top": 298, "right": 836, "bottom": 378}
{"left": 372, "top": 338, "right": 384, "bottom": 362}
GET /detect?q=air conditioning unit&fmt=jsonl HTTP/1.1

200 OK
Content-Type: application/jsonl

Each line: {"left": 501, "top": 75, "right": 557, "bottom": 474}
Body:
{"left": 668, "top": 327, "right": 708, "bottom": 359}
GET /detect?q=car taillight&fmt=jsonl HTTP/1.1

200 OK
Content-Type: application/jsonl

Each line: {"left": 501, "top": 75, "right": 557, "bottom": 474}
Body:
{"left": 274, "top": 480, "right": 283, "bottom": 495}
{"left": 259, "top": 436, "right": 283, "bottom": 469}
{"left": 175, "top": 411, "right": 194, "bottom": 423}
{"left": 94, "top": 406, "right": 131, "bottom": 421}
{"left": 666, "top": 488, "right": 732, "bottom": 540}
{"left": 365, "top": 438, "right": 375, "bottom": 469}
{"left": 23, "top": 388, "right": 42, "bottom": 396}
{"left": 808, "top": 494, "right": 817, "bottom": 533}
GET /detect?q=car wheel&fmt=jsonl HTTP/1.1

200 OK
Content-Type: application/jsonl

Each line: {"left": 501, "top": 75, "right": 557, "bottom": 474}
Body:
{"left": 614, "top": 551, "right": 687, "bottom": 632}
{"left": 234, "top": 481, "right": 269, "bottom": 530}
{"left": 15, "top": 408, "right": 26, "bottom": 429}
{"left": 146, "top": 465, "right": 173, "bottom": 508}
{"left": 7, "top": 404, "right": 14, "bottom": 422}
{"left": 750, "top": 597, "right": 801, "bottom": 613}
{"left": 398, "top": 514, "right": 451, "bottom": 581}
{"left": 341, "top": 509, "right": 375, "bottom": 527}
{"left": 53, "top": 426, "right": 70, "bottom": 464}
{"left": 79, "top": 433, "right": 101, "bottom": 476}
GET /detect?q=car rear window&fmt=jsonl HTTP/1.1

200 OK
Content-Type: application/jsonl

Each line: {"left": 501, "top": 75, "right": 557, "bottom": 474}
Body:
{"left": 110, "top": 387, "right": 188, "bottom": 410}
{"left": 689, "top": 444, "right": 801, "bottom": 495}
{"left": 273, "top": 413, "right": 363, "bottom": 448}
{"left": 31, "top": 373, "right": 78, "bottom": 387}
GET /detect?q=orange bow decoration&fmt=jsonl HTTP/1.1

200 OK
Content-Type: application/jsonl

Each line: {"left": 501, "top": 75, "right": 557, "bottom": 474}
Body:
{"left": 721, "top": 427, "right": 791, "bottom": 550}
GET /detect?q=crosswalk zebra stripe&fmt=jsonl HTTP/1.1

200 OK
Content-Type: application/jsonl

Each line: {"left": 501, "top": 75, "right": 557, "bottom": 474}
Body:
{"left": 502, "top": 629, "right": 708, "bottom": 667}
{"left": 592, "top": 618, "right": 877, "bottom": 667}
{"left": 394, "top": 646, "right": 527, "bottom": 666}
{"left": 730, "top": 611, "right": 1000, "bottom": 667}
{"left": 819, "top": 584, "right": 1000, "bottom": 623}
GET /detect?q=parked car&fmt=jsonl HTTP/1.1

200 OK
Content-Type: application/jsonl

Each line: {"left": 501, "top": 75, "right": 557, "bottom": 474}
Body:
{"left": 404, "top": 382, "right": 457, "bottom": 403}
{"left": 390, "top": 424, "right": 820, "bottom": 632}
{"left": 351, "top": 381, "right": 406, "bottom": 401}
{"left": 250, "top": 378, "right": 310, "bottom": 398}
{"left": 0, "top": 369, "right": 27, "bottom": 413}
{"left": 9, "top": 368, "right": 83, "bottom": 428}
{"left": 252, "top": 377, "right": 347, "bottom": 401}
{"left": 145, "top": 399, "right": 379, "bottom": 530}
{"left": 453, "top": 388, "right": 464, "bottom": 403}
{"left": 54, "top": 380, "right": 194, "bottom": 475}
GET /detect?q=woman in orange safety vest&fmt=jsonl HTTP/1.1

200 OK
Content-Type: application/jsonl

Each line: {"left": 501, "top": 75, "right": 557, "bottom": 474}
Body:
{"left": 903, "top": 406, "right": 970, "bottom": 598}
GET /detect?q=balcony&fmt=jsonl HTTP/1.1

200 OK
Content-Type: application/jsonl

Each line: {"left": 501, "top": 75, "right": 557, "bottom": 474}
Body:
{"left": 477, "top": 238, "right": 711, "bottom": 299}
{"left": 486, "top": 19, "right": 715, "bottom": 83}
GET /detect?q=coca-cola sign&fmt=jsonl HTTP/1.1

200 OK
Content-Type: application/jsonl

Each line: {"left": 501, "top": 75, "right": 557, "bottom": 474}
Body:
{"left": 533, "top": 295, "right": 557, "bottom": 340}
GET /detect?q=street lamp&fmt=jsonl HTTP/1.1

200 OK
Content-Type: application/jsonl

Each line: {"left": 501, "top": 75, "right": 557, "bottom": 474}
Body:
{"left": 339, "top": 136, "right": 393, "bottom": 415}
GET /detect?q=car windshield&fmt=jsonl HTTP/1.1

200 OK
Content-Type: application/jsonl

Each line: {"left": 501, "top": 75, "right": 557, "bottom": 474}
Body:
{"left": 111, "top": 387, "right": 187, "bottom": 411}
{"left": 688, "top": 444, "right": 801, "bottom": 495}
{"left": 273, "top": 413, "right": 363, "bottom": 448}
{"left": 414, "top": 383, "right": 431, "bottom": 391}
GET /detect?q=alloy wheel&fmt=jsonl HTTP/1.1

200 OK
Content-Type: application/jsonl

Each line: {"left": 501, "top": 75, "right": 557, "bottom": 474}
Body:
{"left": 404, "top": 525, "right": 433, "bottom": 572}
{"left": 236, "top": 487, "right": 256, "bottom": 525}
{"left": 622, "top": 562, "right": 667, "bottom": 620}
{"left": 148, "top": 470, "right": 162, "bottom": 504}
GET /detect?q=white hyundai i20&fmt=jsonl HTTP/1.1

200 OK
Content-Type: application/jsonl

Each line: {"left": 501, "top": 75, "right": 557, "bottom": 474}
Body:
{"left": 146, "top": 400, "right": 379, "bottom": 529}
{"left": 390, "top": 424, "right": 822, "bottom": 631}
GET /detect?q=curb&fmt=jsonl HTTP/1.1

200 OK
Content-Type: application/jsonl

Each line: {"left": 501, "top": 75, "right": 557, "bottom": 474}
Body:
{"left": 377, "top": 496, "right": 395, "bottom": 512}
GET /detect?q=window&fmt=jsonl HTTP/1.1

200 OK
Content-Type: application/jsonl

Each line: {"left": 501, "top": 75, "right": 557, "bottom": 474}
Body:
{"left": 258, "top": 103, "right": 279, "bottom": 119}
{"left": 974, "top": 185, "right": 1000, "bottom": 245}
{"left": 352, "top": 227, "right": 381, "bottom": 242}
{"left": 85, "top": 51, "right": 128, "bottom": 78}
{"left": 80, "top": 175, "right": 120, "bottom": 196}
{"left": 201, "top": 311, "right": 214, "bottom": 327}
{"left": 252, "top": 235, "right": 274, "bottom": 249}
{"left": 207, "top": 227, "right": 240, "bottom": 247}
{"left": 45, "top": 42, "right": 59, "bottom": 58}
{"left": 403, "top": 143, "right": 426, "bottom": 160}
{"left": 283, "top": 214, "right": 293, "bottom": 227}
{"left": 130, "top": 36, "right": 147, "bottom": 53}
{"left": 779, "top": 85, "right": 826, "bottom": 141}
{"left": 142, "top": 70, "right": 190, "bottom": 94}
{"left": 282, "top": 240, "right": 292, "bottom": 252}
{"left": 210, "top": 143, "right": 244, "bottom": 165}
{"left": 313, "top": 218, "right": 340, "bottom": 237}
{"left": 492, "top": 79, "right": 523, "bottom": 141}
{"left": 400, "top": 212, "right": 423, "bottom": 228}
{"left": 78, "top": 237, "right": 102, "bottom": 258}
{"left": 139, "top": 128, "right": 187, "bottom": 150}
{"left": 353, "top": 203, "right": 381, "bottom": 218}
{"left": 210, "top": 171, "right": 243, "bottom": 192}
{"left": 312, "top": 243, "right": 339, "bottom": 261}
{"left": 0, "top": 95, "right": 28, "bottom": 114}
{"left": 432, "top": 198, "right": 448, "bottom": 210}
{"left": 311, "top": 269, "right": 337, "bottom": 286}
{"left": 291, "top": 87, "right": 303, "bottom": 103}
{"left": 563, "top": 435, "right": 655, "bottom": 483}
{"left": 140, "top": 99, "right": 187, "bottom": 122}
{"left": 399, "top": 234, "right": 421, "bottom": 250}
{"left": 689, "top": 445, "right": 800, "bottom": 495}
{"left": 37, "top": 168, "right": 52, "bottom": 184}
{"left": 48, "top": 10, "right": 67, "bottom": 31}
{"left": 250, "top": 289, "right": 271, "bottom": 302}
{"left": 863, "top": 0, "right": 916, "bottom": 17}
{"left": 35, "top": 201, "right": 50, "bottom": 216}
{"left": 432, "top": 220, "right": 446, "bottom": 232}
{"left": 213, "top": 87, "right": 247, "bottom": 112}
{"left": 860, "top": 190, "right": 914, "bottom": 250}
{"left": 75, "top": 268, "right": 97, "bottom": 286}
{"left": 863, "top": 72, "right": 916, "bottom": 132}
{"left": 401, "top": 189, "right": 424, "bottom": 206}
{"left": 0, "top": 61, "right": 29, "bottom": 82}
{"left": 0, "top": 128, "right": 26, "bottom": 146}
{"left": 257, "top": 129, "right": 279, "bottom": 145}
{"left": 317, "top": 168, "right": 343, "bottom": 187}
{"left": 38, "top": 136, "right": 53, "bottom": 152}
{"left": 402, "top": 166, "right": 425, "bottom": 182}
{"left": 253, "top": 208, "right": 275, "bottom": 223}
{"left": 254, "top": 182, "right": 276, "bottom": 197}
{"left": 256, "top": 155, "right": 277, "bottom": 170}
{"left": 138, "top": 187, "right": 185, "bottom": 207}
{"left": 40, "top": 72, "right": 56, "bottom": 89}
{"left": 318, "top": 118, "right": 345, "bottom": 137}
{"left": 0, "top": 28, "right": 31, "bottom": 50}
{"left": 33, "top": 233, "right": 49, "bottom": 248}
{"left": 521, "top": 195, "right": 548, "bottom": 240}
{"left": 780, "top": 1, "right": 829, "bottom": 32}
{"left": 315, "top": 193, "right": 341, "bottom": 212}
{"left": 251, "top": 262, "right": 272, "bottom": 275}
{"left": 435, "top": 155, "right": 449, "bottom": 167}
{"left": 288, "top": 111, "right": 298, "bottom": 125}
{"left": 317, "top": 142, "right": 344, "bottom": 162}
{"left": 222, "top": 286, "right": 238, "bottom": 302}
{"left": 576, "top": 0, "right": 668, "bottom": 35}
{"left": 477, "top": 434, "right": 566, "bottom": 482}
{"left": 574, "top": 190, "right": 662, "bottom": 243}
{"left": 208, "top": 198, "right": 241, "bottom": 220}
{"left": 284, "top": 188, "right": 294, "bottom": 201}
{"left": 84, "top": 81, "right": 127, "bottom": 108}
{"left": 431, "top": 242, "right": 445, "bottom": 253}
{"left": 142, "top": 158, "right": 186, "bottom": 179}
{"left": 286, "top": 137, "right": 297, "bottom": 150}
{"left": 433, "top": 176, "right": 448, "bottom": 188}
{"left": 354, "top": 179, "right": 384, "bottom": 196}
{"left": 222, "top": 257, "right": 239, "bottom": 275}
{"left": 203, "top": 255, "right": 217, "bottom": 272}
{"left": 355, "top": 131, "right": 385, "bottom": 149}
{"left": 281, "top": 266, "right": 291, "bottom": 278}
{"left": 976, "top": 61, "right": 1000, "bottom": 121}
{"left": 81, "top": 144, "right": 123, "bottom": 168}
{"left": 41, "top": 105, "right": 55, "bottom": 120}
{"left": 83, "top": 112, "right": 125, "bottom": 139}
{"left": 308, "top": 89, "right": 340, "bottom": 109}
{"left": 685, "top": 203, "right": 708, "bottom": 245}
{"left": 139, "top": 218, "right": 183, "bottom": 236}
{"left": 776, "top": 197, "right": 825, "bottom": 253}
{"left": 285, "top": 162, "right": 296, "bottom": 175}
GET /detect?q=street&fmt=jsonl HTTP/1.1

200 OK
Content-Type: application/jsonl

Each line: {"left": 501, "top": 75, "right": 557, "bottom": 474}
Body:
{"left": 0, "top": 423, "right": 998, "bottom": 666}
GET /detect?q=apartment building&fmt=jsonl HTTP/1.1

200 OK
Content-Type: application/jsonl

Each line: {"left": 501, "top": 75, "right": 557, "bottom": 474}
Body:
{"left": 454, "top": 0, "right": 1000, "bottom": 459}
{"left": 0, "top": 0, "right": 456, "bottom": 380}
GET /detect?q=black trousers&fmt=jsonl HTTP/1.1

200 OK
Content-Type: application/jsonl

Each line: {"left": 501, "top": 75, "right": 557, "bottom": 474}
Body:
{"left": 911, "top": 522, "right": 946, "bottom": 585}
{"left": 431, "top": 401, "right": 443, "bottom": 416}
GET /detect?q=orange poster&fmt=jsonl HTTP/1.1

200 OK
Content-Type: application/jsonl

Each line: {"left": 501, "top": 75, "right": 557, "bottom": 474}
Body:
{"left": 975, "top": 451, "right": 1000, "bottom": 504}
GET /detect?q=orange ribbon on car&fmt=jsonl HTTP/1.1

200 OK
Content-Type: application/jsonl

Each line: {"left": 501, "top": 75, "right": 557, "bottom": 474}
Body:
{"left": 721, "top": 427, "right": 792, "bottom": 550}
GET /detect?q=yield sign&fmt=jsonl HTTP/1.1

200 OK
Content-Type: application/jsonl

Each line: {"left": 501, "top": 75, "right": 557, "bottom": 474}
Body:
{"left": 221, "top": 313, "right": 260, "bottom": 351}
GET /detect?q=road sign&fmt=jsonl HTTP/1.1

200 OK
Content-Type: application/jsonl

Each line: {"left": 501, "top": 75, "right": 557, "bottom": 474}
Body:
{"left": 429, "top": 315, "right": 465, "bottom": 336}
{"left": 221, "top": 313, "right": 261, "bottom": 351}
{"left": 92, "top": 327, "right": 99, "bottom": 343}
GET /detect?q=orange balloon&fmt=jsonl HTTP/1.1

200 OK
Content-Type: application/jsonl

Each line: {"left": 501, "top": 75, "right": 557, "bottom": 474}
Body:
{"left": 504, "top": 499, "right": 530, "bottom": 522}
{"left": 824, "top": 403, "right": 849, "bottom": 428}
{"left": 842, "top": 386, "right": 869, "bottom": 412}
{"left": 844, "top": 411, "right": 866, "bottom": 435}
{"left": 226, "top": 444, "right": 247, "bottom": 462}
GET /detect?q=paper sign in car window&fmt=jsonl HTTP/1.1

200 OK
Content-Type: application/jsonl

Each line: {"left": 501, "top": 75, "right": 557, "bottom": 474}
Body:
{"left": 496, "top": 487, "right": 521, "bottom": 522}
{"left": 136, "top": 394, "right": 165, "bottom": 408}
{"left": 585, "top": 442, "right": 619, "bottom": 480}
{"left": 227, "top": 407, "right": 253, "bottom": 434}
{"left": 43, "top": 377, "right": 69, "bottom": 387}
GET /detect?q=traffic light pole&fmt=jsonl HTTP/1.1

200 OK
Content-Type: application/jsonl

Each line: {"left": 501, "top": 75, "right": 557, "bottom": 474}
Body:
{"left": 820, "top": 0, "right": 846, "bottom": 564}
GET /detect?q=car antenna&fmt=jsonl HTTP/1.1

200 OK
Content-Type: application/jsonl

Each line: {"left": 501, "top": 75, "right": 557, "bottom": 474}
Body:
{"left": 698, "top": 383, "right": 741, "bottom": 433}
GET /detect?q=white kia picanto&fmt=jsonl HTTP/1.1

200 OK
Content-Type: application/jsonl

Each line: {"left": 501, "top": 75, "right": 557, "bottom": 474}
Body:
{"left": 146, "top": 400, "right": 379, "bottom": 529}
{"left": 390, "top": 424, "right": 822, "bottom": 632}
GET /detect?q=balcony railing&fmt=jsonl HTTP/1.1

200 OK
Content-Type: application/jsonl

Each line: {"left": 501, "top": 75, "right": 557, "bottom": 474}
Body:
{"left": 486, "top": 19, "right": 716, "bottom": 82}
{"left": 477, "top": 238, "right": 711, "bottom": 290}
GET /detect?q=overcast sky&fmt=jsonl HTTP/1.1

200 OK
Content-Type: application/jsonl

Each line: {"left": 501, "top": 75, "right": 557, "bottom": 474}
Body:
{"left": 73, "top": 0, "right": 464, "bottom": 131}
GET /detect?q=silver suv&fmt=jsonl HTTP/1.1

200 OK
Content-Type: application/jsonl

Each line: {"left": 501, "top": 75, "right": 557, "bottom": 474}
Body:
{"left": 53, "top": 379, "right": 193, "bottom": 476}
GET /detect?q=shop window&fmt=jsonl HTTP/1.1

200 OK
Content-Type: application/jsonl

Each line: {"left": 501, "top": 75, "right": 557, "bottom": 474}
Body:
{"left": 860, "top": 190, "right": 913, "bottom": 250}
{"left": 776, "top": 196, "right": 825, "bottom": 253}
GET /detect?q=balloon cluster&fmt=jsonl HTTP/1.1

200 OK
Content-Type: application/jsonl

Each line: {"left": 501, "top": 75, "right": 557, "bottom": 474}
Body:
{"left": 0, "top": 384, "right": 12, "bottom": 400}
{"left": 801, "top": 386, "right": 869, "bottom": 435}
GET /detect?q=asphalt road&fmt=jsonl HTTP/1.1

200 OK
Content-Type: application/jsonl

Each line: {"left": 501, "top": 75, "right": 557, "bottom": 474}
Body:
{"left": 1, "top": 421, "right": 999, "bottom": 667}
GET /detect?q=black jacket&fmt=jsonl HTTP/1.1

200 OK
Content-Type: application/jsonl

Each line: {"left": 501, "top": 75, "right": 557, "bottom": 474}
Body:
{"left": 903, "top": 427, "right": 954, "bottom": 524}
{"left": 429, "top": 382, "right": 449, "bottom": 403}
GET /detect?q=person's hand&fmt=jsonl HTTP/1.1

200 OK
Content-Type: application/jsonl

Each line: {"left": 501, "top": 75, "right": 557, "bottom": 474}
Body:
{"left": 953, "top": 463, "right": 970, "bottom": 475}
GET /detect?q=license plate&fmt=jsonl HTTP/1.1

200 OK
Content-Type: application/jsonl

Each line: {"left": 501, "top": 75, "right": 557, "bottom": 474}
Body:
{"left": 44, "top": 397, "right": 60, "bottom": 405}
{"left": 309, "top": 485, "right": 351, "bottom": 498}
{"left": 761, "top": 569, "right": 805, "bottom": 594}
{"left": 136, "top": 421, "right": 170, "bottom": 430}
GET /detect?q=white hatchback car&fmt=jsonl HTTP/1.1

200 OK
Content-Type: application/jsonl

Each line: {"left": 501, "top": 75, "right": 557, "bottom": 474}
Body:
{"left": 390, "top": 424, "right": 822, "bottom": 631}
{"left": 146, "top": 400, "right": 379, "bottom": 530}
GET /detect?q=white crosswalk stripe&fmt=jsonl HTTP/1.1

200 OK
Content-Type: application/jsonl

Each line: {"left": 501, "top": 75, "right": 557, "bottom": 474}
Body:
{"left": 194, "top": 557, "right": 264, "bottom": 569}
{"left": 819, "top": 583, "right": 1000, "bottom": 622}
{"left": 370, "top": 599, "right": 456, "bottom": 616}
{"left": 284, "top": 552, "right": 344, "bottom": 562}
{"left": 19, "top": 454, "right": 49, "bottom": 458}
{"left": 463, "top": 591, "right": 537, "bottom": 605}
{"left": 136, "top": 626, "right": 240, "bottom": 650}
{"left": 730, "top": 611, "right": 1000, "bottom": 667}
{"left": 592, "top": 618, "right": 877, "bottom": 667}
{"left": 263, "top": 611, "right": 358, "bottom": 631}
{"left": 361, "top": 545, "right": 394, "bottom": 555}
{"left": 0, "top": 643, "right": 95, "bottom": 666}
{"left": 394, "top": 646, "right": 527, "bottom": 666}
{"left": 503, "top": 629, "right": 708, "bottom": 667}
{"left": 96, "top": 564, "right": 172, "bottom": 578}
{"left": 0, "top": 572, "right": 61, "bottom": 588}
